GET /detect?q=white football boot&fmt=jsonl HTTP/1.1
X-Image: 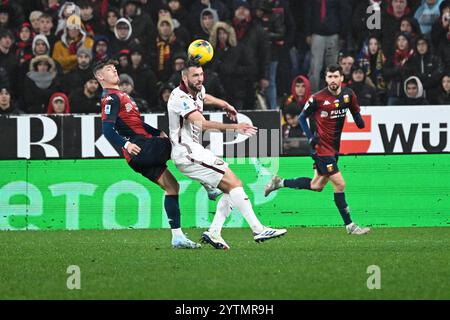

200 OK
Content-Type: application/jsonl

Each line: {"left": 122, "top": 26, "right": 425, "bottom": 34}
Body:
{"left": 200, "top": 231, "right": 230, "bottom": 250}
{"left": 264, "top": 175, "right": 283, "bottom": 197}
{"left": 346, "top": 223, "right": 371, "bottom": 235}
{"left": 253, "top": 227, "right": 287, "bottom": 243}
{"left": 172, "top": 236, "right": 202, "bottom": 249}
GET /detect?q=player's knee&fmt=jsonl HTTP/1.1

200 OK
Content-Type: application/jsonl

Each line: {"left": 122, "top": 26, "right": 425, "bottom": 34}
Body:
{"left": 334, "top": 181, "right": 345, "bottom": 192}
{"left": 232, "top": 178, "right": 243, "bottom": 188}
{"left": 162, "top": 180, "right": 179, "bottom": 195}
{"left": 312, "top": 186, "right": 324, "bottom": 192}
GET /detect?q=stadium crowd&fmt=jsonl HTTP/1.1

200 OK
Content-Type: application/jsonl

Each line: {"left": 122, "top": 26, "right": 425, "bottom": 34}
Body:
{"left": 0, "top": 0, "right": 449, "bottom": 122}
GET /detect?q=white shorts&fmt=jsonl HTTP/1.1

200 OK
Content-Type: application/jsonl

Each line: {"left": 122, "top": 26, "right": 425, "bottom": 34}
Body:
{"left": 174, "top": 147, "right": 229, "bottom": 188}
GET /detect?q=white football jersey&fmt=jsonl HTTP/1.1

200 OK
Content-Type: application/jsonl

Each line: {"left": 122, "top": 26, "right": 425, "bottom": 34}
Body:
{"left": 167, "top": 84, "right": 206, "bottom": 159}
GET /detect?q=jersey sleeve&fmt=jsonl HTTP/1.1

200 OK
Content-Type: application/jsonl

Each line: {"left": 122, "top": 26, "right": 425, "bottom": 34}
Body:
{"left": 179, "top": 94, "right": 199, "bottom": 118}
{"left": 302, "top": 96, "right": 318, "bottom": 117}
{"left": 349, "top": 90, "right": 361, "bottom": 115}
{"left": 101, "top": 94, "right": 121, "bottom": 123}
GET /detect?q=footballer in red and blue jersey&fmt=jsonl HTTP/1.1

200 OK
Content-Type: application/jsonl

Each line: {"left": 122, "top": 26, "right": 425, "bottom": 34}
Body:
{"left": 264, "top": 65, "right": 370, "bottom": 235}
{"left": 101, "top": 87, "right": 171, "bottom": 182}
{"left": 94, "top": 59, "right": 202, "bottom": 248}
{"left": 300, "top": 84, "right": 363, "bottom": 176}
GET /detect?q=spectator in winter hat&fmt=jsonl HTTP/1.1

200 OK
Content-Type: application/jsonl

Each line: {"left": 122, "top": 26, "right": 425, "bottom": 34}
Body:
{"left": 55, "top": 1, "right": 81, "bottom": 37}
{"left": 23, "top": 55, "right": 62, "bottom": 113}
{"left": 47, "top": 92, "right": 71, "bottom": 114}
{"left": 52, "top": 14, "right": 94, "bottom": 73}
{"left": 152, "top": 17, "right": 182, "bottom": 82}
{"left": 110, "top": 18, "right": 136, "bottom": 55}
{"left": 119, "top": 73, "right": 150, "bottom": 113}
{"left": 403, "top": 76, "right": 429, "bottom": 105}
{"left": 62, "top": 46, "right": 94, "bottom": 94}
{"left": 92, "top": 35, "right": 110, "bottom": 62}
{"left": 194, "top": 7, "right": 219, "bottom": 40}
{"left": 32, "top": 35, "right": 51, "bottom": 56}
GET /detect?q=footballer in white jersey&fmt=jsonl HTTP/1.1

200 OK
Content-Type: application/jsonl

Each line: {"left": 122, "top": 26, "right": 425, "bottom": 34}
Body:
{"left": 166, "top": 60, "right": 287, "bottom": 249}
{"left": 167, "top": 82, "right": 229, "bottom": 188}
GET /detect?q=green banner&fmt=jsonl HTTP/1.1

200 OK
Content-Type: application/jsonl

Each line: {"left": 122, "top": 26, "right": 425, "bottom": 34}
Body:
{"left": 0, "top": 155, "right": 449, "bottom": 230}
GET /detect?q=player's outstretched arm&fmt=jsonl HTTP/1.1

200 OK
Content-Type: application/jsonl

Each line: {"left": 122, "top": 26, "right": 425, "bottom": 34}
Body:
{"left": 186, "top": 109, "right": 257, "bottom": 136}
{"left": 102, "top": 122, "right": 141, "bottom": 155}
{"left": 204, "top": 94, "right": 237, "bottom": 121}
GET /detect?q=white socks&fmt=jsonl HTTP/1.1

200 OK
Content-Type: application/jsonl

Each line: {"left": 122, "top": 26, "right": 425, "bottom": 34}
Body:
{"left": 228, "top": 187, "right": 264, "bottom": 234}
{"left": 209, "top": 194, "right": 232, "bottom": 235}
{"left": 171, "top": 228, "right": 184, "bottom": 238}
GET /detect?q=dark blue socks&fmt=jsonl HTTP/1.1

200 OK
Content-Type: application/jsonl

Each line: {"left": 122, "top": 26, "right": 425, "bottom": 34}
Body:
{"left": 283, "top": 178, "right": 312, "bottom": 190}
{"left": 334, "top": 192, "right": 352, "bottom": 225}
{"left": 164, "top": 195, "right": 181, "bottom": 229}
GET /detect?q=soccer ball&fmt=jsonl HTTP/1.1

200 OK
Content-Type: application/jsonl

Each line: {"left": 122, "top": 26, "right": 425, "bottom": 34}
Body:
{"left": 187, "top": 39, "right": 214, "bottom": 65}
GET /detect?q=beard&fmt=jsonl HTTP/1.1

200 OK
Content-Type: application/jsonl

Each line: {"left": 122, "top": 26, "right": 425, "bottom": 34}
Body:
{"left": 187, "top": 79, "right": 202, "bottom": 93}
{"left": 328, "top": 83, "right": 340, "bottom": 92}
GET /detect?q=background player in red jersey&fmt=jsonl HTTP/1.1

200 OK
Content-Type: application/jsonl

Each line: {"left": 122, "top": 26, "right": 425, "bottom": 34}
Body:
{"left": 93, "top": 59, "right": 201, "bottom": 248}
{"left": 265, "top": 65, "right": 370, "bottom": 235}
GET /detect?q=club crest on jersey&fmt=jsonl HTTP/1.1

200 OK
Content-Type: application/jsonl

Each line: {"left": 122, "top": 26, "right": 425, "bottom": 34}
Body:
{"left": 343, "top": 95, "right": 350, "bottom": 103}
{"left": 125, "top": 103, "right": 133, "bottom": 112}
{"left": 334, "top": 99, "right": 340, "bottom": 108}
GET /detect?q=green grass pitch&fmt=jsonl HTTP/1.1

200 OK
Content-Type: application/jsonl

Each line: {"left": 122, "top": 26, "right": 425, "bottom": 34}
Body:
{"left": 0, "top": 227, "right": 449, "bottom": 299}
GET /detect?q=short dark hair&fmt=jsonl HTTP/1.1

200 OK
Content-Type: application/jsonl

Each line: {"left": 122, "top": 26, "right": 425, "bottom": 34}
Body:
{"left": 79, "top": 0, "right": 93, "bottom": 9}
{"left": 92, "top": 59, "right": 118, "bottom": 76}
{"left": 283, "top": 104, "right": 301, "bottom": 118}
{"left": 406, "top": 79, "right": 418, "bottom": 87}
{"left": 325, "top": 64, "right": 343, "bottom": 75}
{"left": 40, "top": 13, "right": 53, "bottom": 21}
{"left": 181, "top": 58, "right": 202, "bottom": 75}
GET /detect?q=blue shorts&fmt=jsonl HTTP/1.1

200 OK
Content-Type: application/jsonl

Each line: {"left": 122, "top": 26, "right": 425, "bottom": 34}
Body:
{"left": 312, "top": 154, "right": 340, "bottom": 176}
{"left": 128, "top": 136, "right": 171, "bottom": 182}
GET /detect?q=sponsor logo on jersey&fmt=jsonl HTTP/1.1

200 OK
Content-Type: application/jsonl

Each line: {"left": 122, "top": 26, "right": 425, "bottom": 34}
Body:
{"left": 330, "top": 108, "right": 349, "bottom": 119}
{"left": 183, "top": 102, "right": 190, "bottom": 110}
{"left": 105, "top": 104, "right": 111, "bottom": 114}
{"left": 323, "top": 100, "right": 331, "bottom": 106}
{"left": 214, "top": 159, "right": 224, "bottom": 166}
